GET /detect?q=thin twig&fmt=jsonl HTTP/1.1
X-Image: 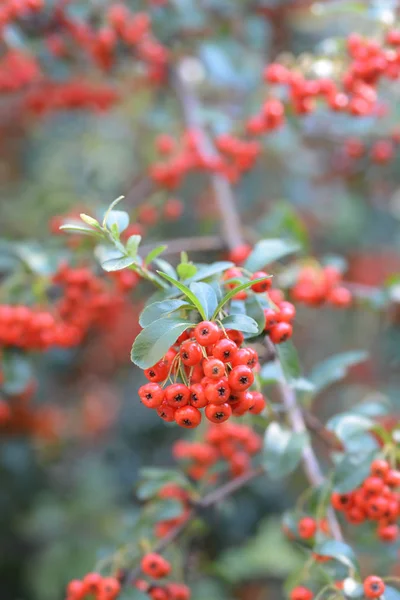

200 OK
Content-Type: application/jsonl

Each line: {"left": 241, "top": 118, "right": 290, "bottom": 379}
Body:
{"left": 171, "top": 68, "right": 244, "bottom": 250}
{"left": 125, "top": 176, "right": 155, "bottom": 207}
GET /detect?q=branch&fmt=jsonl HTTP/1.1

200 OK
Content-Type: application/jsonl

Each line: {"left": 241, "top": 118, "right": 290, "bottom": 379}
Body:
{"left": 125, "top": 175, "right": 155, "bottom": 208}
{"left": 139, "top": 236, "right": 225, "bottom": 256}
{"left": 171, "top": 68, "right": 244, "bottom": 251}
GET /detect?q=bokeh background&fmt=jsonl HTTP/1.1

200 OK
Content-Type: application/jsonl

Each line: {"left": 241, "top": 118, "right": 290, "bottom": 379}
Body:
{"left": 1, "top": 1, "right": 400, "bottom": 599}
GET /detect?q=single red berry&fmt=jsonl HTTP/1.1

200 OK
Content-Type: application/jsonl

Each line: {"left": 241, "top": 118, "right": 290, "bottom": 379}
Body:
{"left": 363, "top": 576, "right": 385, "bottom": 598}
{"left": 203, "top": 358, "right": 226, "bottom": 379}
{"left": 269, "top": 321, "right": 292, "bottom": 344}
{"left": 298, "top": 516, "right": 317, "bottom": 539}
{"left": 264, "top": 308, "right": 278, "bottom": 333}
{"left": 205, "top": 378, "right": 231, "bottom": 404}
{"left": 165, "top": 582, "right": 191, "bottom": 600}
{"left": 385, "top": 469, "right": 400, "bottom": 488}
{"left": 100, "top": 577, "right": 121, "bottom": 598}
{"left": 231, "top": 391, "right": 253, "bottom": 415}
{"left": 290, "top": 586, "right": 313, "bottom": 600}
{"left": 83, "top": 573, "right": 102, "bottom": 594}
{"left": 363, "top": 476, "right": 385, "bottom": 495}
{"left": 251, "top": 271, "right": 271, "bottom": 293}
{"left": 175, "top": 405, "right": 202, "bottom": 428}
{"left": 228, "top": 244, "right": 252, "bottom": 265}
{"left": 331, "top": 492, "right": 353, "bottom": 511}
{"left": 228, "top": 365, "right": 254, "bottom": 391}
{"left": 189, "top": 383, "right": 208, "bottom": 408}
{"left": 377, "top": 523, "right": 398, "bottom": 542}
{"left": 277, "top": 301, "right": 296, "bottom": 322}
{"left": 141, "top": 553, "right": 171, "bottom": 579}
{"left": 157, "top": 402, "right": 176, "bottom": 422}
{"left": 180, "top": 341, "right": 203, "bottom": 366}
{"left": 144, "top": 359, "right": 169, "bottom": 382}
{"left": 231, "top": 348, "right": 252, "bottom": 367}
{"left": 165, "top": 384, "right": 190, "bottom": 407}
{"left": 150, "top": 586, "right": 170, "bottom": 600}
{"left": 230, "top": 451, "right": 251, "bottom": 477}
{"left": 193, "top": 321, "right": 220, "bottom": 346}
{"left": 248, "top": 391, "right": 266, "bottom": 414}
{"left": 66, "top": 580, "right": 85, "bottom": 598}
{"left": 370, "top": 459, "right": 390, "bottom": 479}
{"left": 226, "top": 329, "right": 244, "bottom": 346}
{"left": 328, "top": 286, "right": 352, "bottom": 308}
{"left": 212, "top": 338, "right": 238, "bottom": 362}
{"left": 205, "top": 402, "right": 232, "bottom": 423}
{"left": 139, "top": 383, "right": 164, "bottom": 409}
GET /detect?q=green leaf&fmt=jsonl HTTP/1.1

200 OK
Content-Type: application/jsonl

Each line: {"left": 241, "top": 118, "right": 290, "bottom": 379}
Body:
{"left": 144, "top": 245, "right": 167, "bottom": 266}
{"left": 139, "top": 299, "right": 189, "bottom": 327}
{"left": 104, "top": 210, "right": 130, "bottom": 233}
{"left": 212, "top": 278, "right": 266, "bottom": 319}
{"left": 333, "top": 448, "right": 378, "bottom": 493}
{"left": 102, "top": 195, "right": 124, "bottom": 227}
{"left": 59, "top": 223, "right": 102, "bottom": 238}
{"left": 131, "top": 316, "right": 192, "bottom": 369}
{"left": 102, "top": 255, "right": 137, "bottom": 272}
{"left": 276, "top": 341, "right": 301, "bottom": 381}
{"left": 263, "top": 422, "right": 308, "bottom": 479}
{"left": 308, "top": 351, "right": 368, "bottom": 396}
{"left": 221, "top": 314, "right": 259, "bottom": 335}
{"left": 80, "top": 213, "right": 101, "bottom": 229}
{"left": 154, "top": 258, "right": 177, "bottom": 280}
{"left": 244, "top": 239, "right": 299, "bottom": 272}
{"left": 136, "top": 479, "right": 166, "bottom": 500}
{"left": 153, "top": 499, "right": 184, "bottom": 520}
{"left": 314, "top": 540, "right": 358, "bottom": 571}
{"left": 126, "top": 235, "right": 142, "bottom": 257}
{"left": 157, "top": 272, "right": 207, "bottom": 320}
{"left": 185, "top": 261, "right": 234, "bottom": 283}
{"left": 244, "top": 295, "right": 265, "bottom": 335}
{"left": 327, "top": 412, "right": 374, "bottom": 451}
{"left": 177, "top": 262, "right": 197, "bottom": 279}
{"left": 190, "top": 282, "right": 218, "bottom": 320}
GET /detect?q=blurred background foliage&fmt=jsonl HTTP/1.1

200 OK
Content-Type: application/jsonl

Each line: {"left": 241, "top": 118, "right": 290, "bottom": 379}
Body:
{"left": 1, "top": 1, "right": 400, "bottom": 599}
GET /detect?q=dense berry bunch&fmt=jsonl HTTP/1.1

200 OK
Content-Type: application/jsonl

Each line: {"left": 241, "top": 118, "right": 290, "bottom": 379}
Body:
{"left": 290, "top": 264, "right": 352, "bottom": 308}
{"left": 24, "top": 80, "right": 120, "bottom": 114}
{"left": 173, "top": 422, "right": 262, "bottom": 480}
{"left": 138, "top": 321, "right": 267, "bottom": 428}
{"left": 331, "top": 459, "right": 400, "bottom": 542}
{"left": 66, "top": 572, "right": 120, "bottom": 600}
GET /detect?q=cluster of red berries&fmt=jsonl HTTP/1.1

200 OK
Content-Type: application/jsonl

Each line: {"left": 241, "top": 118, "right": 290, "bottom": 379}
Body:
{"left": 331, "top": 459, "right": 400, "bottom": 542}
{"left": 0, "top": 50, "right": 40, "bottom": 93}
{"left": 151, "top": 129, "right": 261, "bottom": 189}
{"left": 136, "top": 553, "right": 190, "bottom": 600}
{"left": 24, "top": 80, "right": 120, "bottom": 115}
{"left": 138, "top": 321, "right": 267, "bottom": 428}
{"left": 290, "top": 576, "right": 386, "bottom": 600}
{"left": 173, "top": 422, "right": 262, "bottom": 481}
{"left": 290, "top": 264, "right": 352, "bottom": 308}
{"left": 0, "top": 0, "right": 43, "bottom": 32}
{"left": 153, "top": 483, "right": 191, "bottom": 539}
{"left": 66, "top": 573, "right": 120, "bottom": 600}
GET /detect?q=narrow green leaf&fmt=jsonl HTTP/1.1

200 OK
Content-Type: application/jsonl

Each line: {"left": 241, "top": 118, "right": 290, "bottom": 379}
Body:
{"left": 157, "top": 272, "right": 207, "bottom": 319}
{"left": 59, "top": 223, "right": 102, "bottom": 238}
{"left": 126, "top": 234, "right": 142, "bottom": 258}
{"left": 102, "top": 195, "right": 124, "bottom": 227}
{"left": 263, "top": 422, "right": 308, "bottom": 479}
{"left": 102, "top": 255, "right": 137, "bottom": 272}
{"left": 131, "top": 316, "right": 192, "bottom": 369}
{"left": 80, "top": 213, "right": 101, "bottom": 229}
{"left": 276, "top": 341, "right": 301, "bottom": 381}
{"left": 212, "top": 278, "right": 266, "bottom": 319}
{"left": 154, "top": 258, "right": 177, "bottom": 280}
{"left": 314, "top": 540, "right": 358, "bottom": 571}
{"left": 144, "top": 245, "right": 167, "bottom": 266}
{"left": 244, "top": 239, "right": 299, "bottom": 272}
{"left": 308, "top": 351, "right": 368, "bottom": 396}
{"left": 221, "top": 314, "right": 259, "bottom": 335}
{"left": 139, "top": 299, "right": 189, "bottom": 327}
{"left": 190, "top": 282, "right": 218, "bottom": 320}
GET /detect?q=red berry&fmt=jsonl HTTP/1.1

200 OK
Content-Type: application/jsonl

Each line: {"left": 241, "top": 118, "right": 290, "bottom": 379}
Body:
{"left": 189, "top": 383, "right": 208, "bottom": 408}
{"left": 212, "top": 338, "right": 238, "bottom": 362}
{"left": 166, "top": 582, "right": 191, "bottom": 600}
{"left": 194, "top": 321, "right": 220, "bottom": 346}
{"left": 231, "top": 348, "right": 252, "bottom": 367}
{"left": 363, "top": 576, "right": 385, "bottom": 598}
{"left": 150, "top": 586, "right": 169, "bottom": 600}
{"left": 228, "top": 365, "right": 254, "bottom": 391}
{"left": 144, "top": 359, "right": 169, "bottom": 382}
{"left": 248, "top": 391, "right": 266, "bottom": 414}
{"left": 165, "top": 384, "right": 190, "bottom": 407}
{"left": 377, "top": 523, "right": 398, "bottom": 542}
{"left": 277, "top": 301, "right": 296, "bottom": 322}
{"left": 205, "top": 402, "right": 232, "bottom": 423}
{"left": 251, "top": 271, "right": 271, "bottom": 293}
{"left": 228, "top": 244, "right": 252, "bottom": 265}
{"left": 203, "top": 358, "right": 226, "bottom": 379}
{"left": 157, "top": 402, "right": 176, "bottom": 422}
{"left": 370, "top": 459, "right": 390, "bottom": 479}
{"left": 205, "top": 378, "right": 231, "bottom": 404}
{"left": 269, "top": 321, "right": 292, "bottom": 344}
{"left": 226, "top": 329, "right": 244, "bottom": 346}
{"left": 328, "top": 286, "right": 352, "bottom": 307}
{"left": 331, "top": 492, "right": 352, "bottom": 511}
{"left": 175, "top": 405, "right": 202, "bottom": 428}
{"left": 180, "top": 341, "right": 202, "bottom": 366}
{"left": 290, "top": 587, "right": 313, "bottom": 600}
{"left": 139, "top": 383, "right": 164, "bottom": 408}
{"left": 363, "top": 476, "right": 385, "bottom": 495}
{"left": 67, "top": 580, "right": 85, "bottom": 598}
{"left": 264, "top": 308, "right": 278, "bottom": 333}
{"left": 385, "top": 469, "right": 400, "bottom": 488}
{"left": 298, "top": 516, "right": 317, "bottom": 539}
{"left": 141, "top": 553, "right": 171, "bottom": 578}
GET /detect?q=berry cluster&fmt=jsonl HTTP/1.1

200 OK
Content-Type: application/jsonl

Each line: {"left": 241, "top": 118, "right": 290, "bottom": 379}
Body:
{"left": 290, "top": 265, "right": 352, "bottom": 308}
{"left": 331, "top": 459, "right": 400, "bottom": 542}
{"left": 154, "top": 483, "right": 191, "bottom": 539}
{"left": 139, "top": 320, "right": 267, "bottom": 428}
{"left": 136, "top": 553, "right": 190, "bottom": 600}
{"left": 173, "top": 422, "right": 262, "bottom": 481}
{"left": 66, "top": 573, "right": 120, "bottom": 600}
{"left": 151, "top": 129, "right": 261, "bottom": 190}
{"left": 0, "top": 0, "right": 43, "bottom": 32}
